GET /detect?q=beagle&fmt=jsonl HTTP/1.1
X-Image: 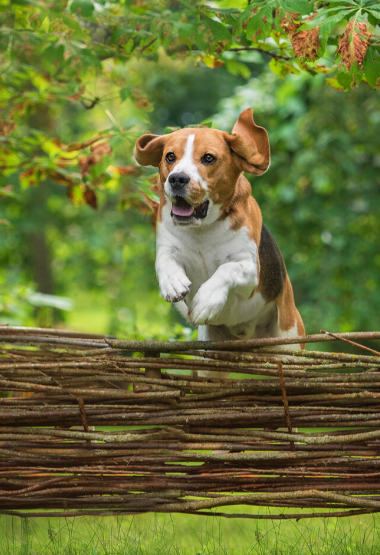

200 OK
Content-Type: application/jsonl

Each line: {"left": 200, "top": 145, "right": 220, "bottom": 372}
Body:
{"left": 135, "top": 108, "right": 305, "bottom": 360}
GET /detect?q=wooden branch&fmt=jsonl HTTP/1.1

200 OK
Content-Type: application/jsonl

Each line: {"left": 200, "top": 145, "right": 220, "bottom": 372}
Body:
{"left": 0, "top": 327, "right": 380, "bottom": 518}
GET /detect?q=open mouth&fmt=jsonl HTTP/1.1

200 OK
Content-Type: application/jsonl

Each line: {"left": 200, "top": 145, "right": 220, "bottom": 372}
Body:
{"left": 171, "top": 197, "right": 209, "bottom": 221}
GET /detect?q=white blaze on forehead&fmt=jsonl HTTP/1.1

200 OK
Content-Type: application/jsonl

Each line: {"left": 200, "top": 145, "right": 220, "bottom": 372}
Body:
{"left": 168, "top": 133, "right": 207, "bottom": 190}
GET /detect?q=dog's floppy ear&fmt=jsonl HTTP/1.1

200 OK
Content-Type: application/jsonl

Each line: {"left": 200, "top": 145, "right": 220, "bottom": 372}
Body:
{"left": 134, "top": 134, "right": 168, "bottom": 167}
{"left": 225, "top": 108, "right": 270, "bottom": 176}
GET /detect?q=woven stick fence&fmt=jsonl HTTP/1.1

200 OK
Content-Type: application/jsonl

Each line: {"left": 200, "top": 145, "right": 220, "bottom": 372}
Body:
{"left": 0, "top": 326, "right": 380, "bottom": 520}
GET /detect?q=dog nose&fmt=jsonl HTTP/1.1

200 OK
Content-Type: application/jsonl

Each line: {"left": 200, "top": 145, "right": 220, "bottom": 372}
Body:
{"left": 169, "top": 172, "right": 190, "bottom": 190}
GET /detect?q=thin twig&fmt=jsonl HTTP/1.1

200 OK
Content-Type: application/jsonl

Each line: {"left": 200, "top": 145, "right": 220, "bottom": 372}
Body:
{"left": 138, "top": 38, "right": 157, "bottom": 55}
{"left": 321, "top": 329, "right": 380, "bottom": 357}
{"left": 229, "top": 46, "right": 294, "bottom": 60}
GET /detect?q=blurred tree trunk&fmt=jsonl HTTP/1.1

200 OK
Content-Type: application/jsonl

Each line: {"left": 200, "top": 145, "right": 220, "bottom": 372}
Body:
{"left": 28, "top": 106, "right": 55, "bottom": 294}
{"left": 27, "top": 230, "right": 55, "bottom": 295}
{"left": 24, "top": 181, "right": 59, "bottom": 327}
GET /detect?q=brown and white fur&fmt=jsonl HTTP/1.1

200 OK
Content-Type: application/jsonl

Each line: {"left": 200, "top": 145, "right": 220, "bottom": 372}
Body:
{"left": 135, "top": 108, "right": 305, "bottom": 377}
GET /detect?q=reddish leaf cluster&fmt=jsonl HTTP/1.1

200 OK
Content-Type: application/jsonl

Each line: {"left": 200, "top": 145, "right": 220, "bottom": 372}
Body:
{"left": 19, "top": 167, "right": 46, "bottom": 187}
{"left": 0, "top": 121, "right": 16, "bottom": 136}
{"left": 67, "top": 84, "right": 86, "bottom": 101}
{"left": 292, "top": 28, "right": 320, "bottom": 61}
{"left": 0, "top": 185, "right": 14, "bottom": 198}
{"left": 53, "top": 135, "right": 112, "bottom": 153}
{"left": 83, "top": 186, "right": 97, "bottom": 209}
{"left": 48, "top": 134, "right": 144, "bottom": 211}
{"left": 66, "top": 183, "right": 97, "bottom": 210}
{"left": 281, "top": 14, "right": 320, "bottom": 62}
{"left": 50, "top": 135, "right": 116, "bottom": 209}
{"left": 280, "top": 14, "right": 300, "bottom": 36}
{"left": 78, "top": 141, "right": 112, "bottom": 177}
{"left": 131, "top": 90, "right": 152, "bottom": 110}
{"left": 337, "top": 20, "right": 372, "bottom": 71}
{"left": 109, "top": 165, "right": 142, "bottom": 176}
{"left": 47, "top": 169, "right": 76, "bottom": 187}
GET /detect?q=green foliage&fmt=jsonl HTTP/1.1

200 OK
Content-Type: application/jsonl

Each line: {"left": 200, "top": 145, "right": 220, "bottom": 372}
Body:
{"left": 214, "top": 72, "right": 380, "bottom": 332}
{"left": 1, "top": 0, "right": 380, "bottom": 199}
{"left": 0, "top": 0, "right": 379, "bottom": 338}
{"left": 0, "top": 286, "right": 70, "bottom": 328}
{"left": 0, "top": 54, "right": 245, "bottom": 336}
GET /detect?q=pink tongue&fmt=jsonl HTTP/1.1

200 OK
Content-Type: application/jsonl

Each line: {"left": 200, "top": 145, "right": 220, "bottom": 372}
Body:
{"left": 172, "top": 203, "right": 194, "bottom": 217}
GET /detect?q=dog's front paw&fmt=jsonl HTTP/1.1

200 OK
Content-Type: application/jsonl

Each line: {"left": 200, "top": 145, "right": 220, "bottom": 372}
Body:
{"left": 189, "top": 284, "right": 227, "bottom": 326}
{"left": 160, "top": 273, "right": 192, "bottom": 303}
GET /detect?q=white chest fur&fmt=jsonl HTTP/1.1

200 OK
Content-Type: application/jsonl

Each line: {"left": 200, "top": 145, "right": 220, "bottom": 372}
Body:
{"left": 156, "top": 205, "right": 269, "bottom": 334}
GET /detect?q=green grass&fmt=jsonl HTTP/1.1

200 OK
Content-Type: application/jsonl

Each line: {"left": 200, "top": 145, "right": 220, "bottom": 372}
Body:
{"left": 18, "top": 299, "right": 378, "bottom": 554}
{"left": 1, "top": 510, "right": 380, "bottom": 555}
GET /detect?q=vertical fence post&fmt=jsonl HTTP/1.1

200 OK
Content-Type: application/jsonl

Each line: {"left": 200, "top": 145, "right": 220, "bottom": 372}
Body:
{"left": 277, "top": 361, "right": 295, "bottom": 452}
{"left": 145, "top": 351, "right": 161, "bottom": 380}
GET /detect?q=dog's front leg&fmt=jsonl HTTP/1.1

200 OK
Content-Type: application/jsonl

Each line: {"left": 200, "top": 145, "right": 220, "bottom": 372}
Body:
{"left": 156, "top": 246, "right": 191, "bottom": 303}
{"left": 189, "top": 258, "right": 257, "bottom": 326}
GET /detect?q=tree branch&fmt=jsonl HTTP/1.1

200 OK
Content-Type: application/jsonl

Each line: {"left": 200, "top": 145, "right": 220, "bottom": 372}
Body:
{"left": 229, "top": 46, "right": 294, "bottom": 60}
{"left": 138, "top": 38, "right": 157, "bottom": 55}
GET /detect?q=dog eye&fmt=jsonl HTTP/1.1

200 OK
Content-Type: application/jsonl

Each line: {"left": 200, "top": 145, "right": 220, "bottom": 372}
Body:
{"left": 166, "top": 152, "right": 176, "bottom": 164}
{"left": 201, "top": 153, "right": 216, "bottom": 165}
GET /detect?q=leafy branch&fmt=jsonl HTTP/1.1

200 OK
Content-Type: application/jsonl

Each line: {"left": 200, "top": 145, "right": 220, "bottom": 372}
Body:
{"left": 0, "top": 0, "right": 380, "bottom": 207}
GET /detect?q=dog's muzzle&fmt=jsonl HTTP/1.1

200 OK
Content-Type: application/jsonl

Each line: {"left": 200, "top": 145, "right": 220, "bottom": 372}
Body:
{"left": 171, "top": 197, "right": 209, "bottom": 223}
{"left": 168, "top": 172, "right": 209, "bottom": 224}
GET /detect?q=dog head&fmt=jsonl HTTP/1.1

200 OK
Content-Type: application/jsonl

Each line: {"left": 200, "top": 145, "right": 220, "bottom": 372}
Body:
{"left": 134, "top": 108, "right": 270, "bottom": 226}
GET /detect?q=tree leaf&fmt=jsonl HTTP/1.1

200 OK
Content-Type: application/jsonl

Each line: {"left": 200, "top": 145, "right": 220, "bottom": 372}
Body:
{"left": 246, "top": 5, "right": 272, "bottom": 41}
{"left": 119, "top": 87, "right": 131, "bottom": 102}
{"left": 325, "top": 76, "right": 345, "bottom": 90}
{"left": 305, "top": 9, "right": 358, "bottom": 41}
{"left": 280, "top": 13, "right": 301, "bottom": 37}
{"left": 281, "top": 0, "right": 312, "bottom": 16}
{"left": 269, "top": 58, "right": 299, "bottom": 78}
{"left": 42, "top": 42, "right": 64, "bottom": 65}
{"left": 200, "top": 15, "right": 231, "bottom": 51}
{"left": 323, "top": 0, "right": 358, "bottom": 4}
{"left": 83, "top": 186, "right": 98, "bottom": 209}
{"left": 57, "top": 135, "right": 112, "bottom": 152}
{"left": 337, "top": 20, "right": 372, "bottom": 71}
{"left": 176, "top": 22, "right": 198, "bottom": 44}
{"left": 77, "top": 48, "right": 102, "bottom": 69}
{"left": 0, "top": 122, "right": 16, "bottom": 136}
{"left": 0, "top": 186, "right": 20, "bottom": 200}
{"left": 70, "top": 0, "right": 94, "bottom": 18}
{"left": 287, "top": 14, "right": 321, "bottom": 61}
{"left": 108, "top": 165, "right": 142, "bottom": 176}
{"left": 225, "top": 59, "right": 251, "bottom": 78}
{"left": 366, "top": 4, "right": 380, "bottom": 12}
{"left": 368, "top": 12, "right": 380, "bottom": 27}
{"left": 201, "top": 55, "right": 225, "bottom": 68}
{"left": 61, "top": 15, "right": 83, "bottom": 34}
{"left": 361, "top": 0, "right": 380, "bottom": 6}
{"left": 212, "top": 7, "right": 240, "bottom": 26}
{"left": 202, "top": 16, "right": 231, "bottom": 42}
{"left": 337, "top": 70, "right": 354, "bottom": 89}
{"left": 292, "top": 27, "right": 320, "bottom": 61}
{"left": 364, "top": 46, "right": 380, "bottom": 88}
{"left": 19, "top": 167, "right": 47, "bottom": 188}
